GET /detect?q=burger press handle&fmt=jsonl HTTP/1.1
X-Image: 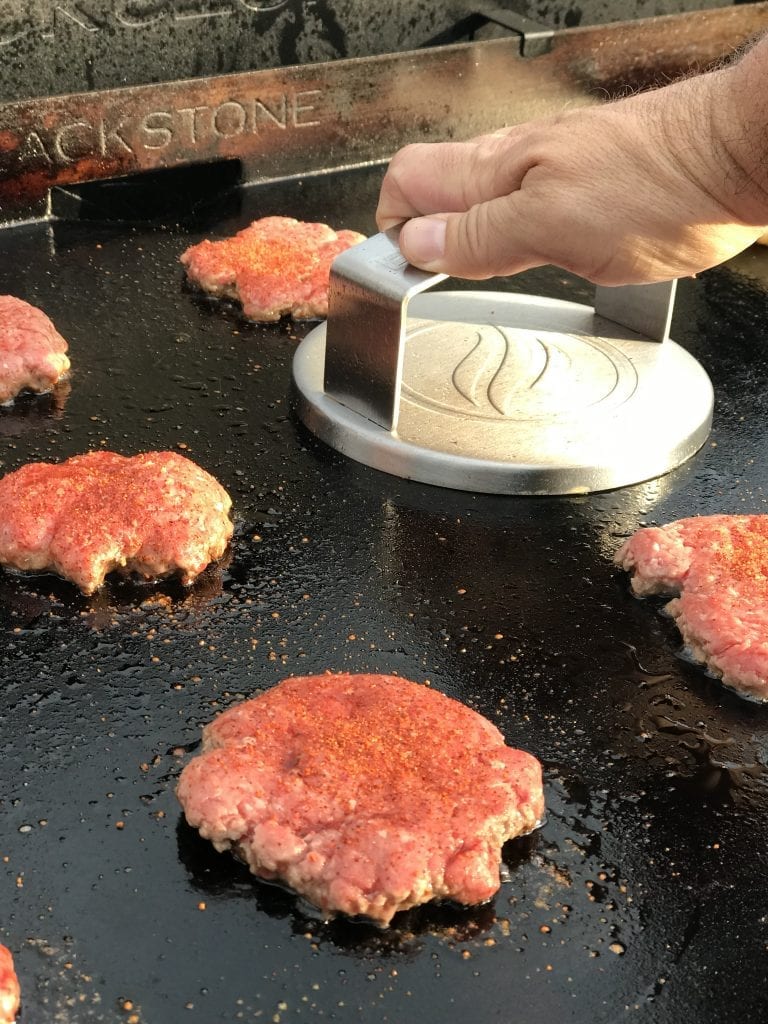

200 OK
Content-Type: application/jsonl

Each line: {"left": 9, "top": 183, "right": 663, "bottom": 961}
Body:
{"left": 322, "top": 228, "right": 676, "bottom": 432}
{"left": 293, "top": 230, "right": 712, "bottom": 494}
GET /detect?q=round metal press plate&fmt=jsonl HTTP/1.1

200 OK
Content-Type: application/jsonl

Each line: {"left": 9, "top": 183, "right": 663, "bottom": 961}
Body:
{"left": 292, "top": 291, "right": 714, "bottom": 495}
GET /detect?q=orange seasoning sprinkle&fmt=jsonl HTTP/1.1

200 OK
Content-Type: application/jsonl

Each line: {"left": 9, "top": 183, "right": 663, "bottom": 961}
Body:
{"left": 713, "top": 520, "right": 768, "bottom": 584}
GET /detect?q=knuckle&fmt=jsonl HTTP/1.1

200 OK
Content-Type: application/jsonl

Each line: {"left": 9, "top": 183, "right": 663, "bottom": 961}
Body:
{"left": 451, "top": 204, "right": 496, "bottom": 279}
{"left": 389, "top": 143, "right": 428, "bottom": 174}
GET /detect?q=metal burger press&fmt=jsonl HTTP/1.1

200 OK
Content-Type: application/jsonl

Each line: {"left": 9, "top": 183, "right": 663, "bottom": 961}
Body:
{"left": 292, "top": 229, "right": 714, "bottom": 495}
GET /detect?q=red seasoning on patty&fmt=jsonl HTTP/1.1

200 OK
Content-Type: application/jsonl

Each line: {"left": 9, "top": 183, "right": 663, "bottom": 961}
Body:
{"left": 180, "top": 216, "right": 365, "bottom": 321}
{"left": 0, "top": 450, "right": 233, "bottom": 594}
{"left": 0, "top": 295, "right": 70, "bottom": 406}
{"left": 0, "top": 944, "right": 20, "bottom": 1024}
{"left": 177, "top": 672, "right": 544, "bottom": 925}
{"left": 616, "top": 514, "right": 768, "bottom": 700}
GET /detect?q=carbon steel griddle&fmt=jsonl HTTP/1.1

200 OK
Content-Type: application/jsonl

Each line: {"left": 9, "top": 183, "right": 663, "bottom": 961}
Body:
{"left": 2, "top": 11, "right": 768, "bottom": 1023}
{"left": 2, "top": 161, "right": 768, "bottom": 1024}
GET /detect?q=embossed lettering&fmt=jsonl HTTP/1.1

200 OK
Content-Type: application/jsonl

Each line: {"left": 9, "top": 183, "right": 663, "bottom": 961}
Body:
{"left": 213, "top": 102, "right": 247, "bottom": 138}
{"left": 8, "top": 85, "right": 327, "bottom": 182}
{"left": 44, "top": 3, "right": 104, "bottom": 38}
{"left": 114, "top": 0, "right": 168, "bottom": 28}
{"left": 0, "top": 2, "right": 32, "bottom": 47}
{"left": 21, "top": 131, "right": 54, "bottom": 167}
{"left": 0, "top": 0, "right": 287, "bottom": 45}
{"left": 99, "top": 119, "right": 134, "bottom": 157}
{"left": 293, "top": 90, "right": 322, "bottom": 128}
{"left": 55, "top": 121, "right": 95, "bottom": 161}
{"left": 177, "top": 106, "right": 210, "bottom": 146}
{"left": 253, "top": 97, "right": 287, "bottom": 129}
{"left": 175, "top": 0, "right": 232, "bottom": 22}
{"left": 140, "top": 111, "right": 174, "bottom": 149}
{"left": 237, "top": 0, "right": 288, "bottom": 10}
{"left": 0, "top": 3, "right": 111, "bottom": 45}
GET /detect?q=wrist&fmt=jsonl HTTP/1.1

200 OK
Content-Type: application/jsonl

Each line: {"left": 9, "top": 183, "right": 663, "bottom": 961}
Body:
{"left": 710, "top": 34, "right": 768, "bottom": 225}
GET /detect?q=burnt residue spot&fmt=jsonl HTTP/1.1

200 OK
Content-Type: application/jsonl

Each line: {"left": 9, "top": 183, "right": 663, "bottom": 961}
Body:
{"left": 168, "top": 740, "right": 202, "bottom": 757}
{"left": 306, "top": 0, "right": 349, "bottom": 58}
{"left": 278, "top": 0, "right": 348, "bottom": 66}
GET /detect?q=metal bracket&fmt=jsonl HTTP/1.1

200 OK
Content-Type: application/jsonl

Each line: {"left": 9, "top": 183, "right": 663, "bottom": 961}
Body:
{"left": 324, "top": 230, "right": 446, "bottom": 432}
{"left": 323, "top": 231, "right": 678, "bottom": 433}
{"left": 465, "top": 2, "right": 554, "bottom": 57}
{"left": 293, "top": 274, "right": 711, "bottom": 495}
{"left": 595, "top": 280, "right": 676, "bottom": 343}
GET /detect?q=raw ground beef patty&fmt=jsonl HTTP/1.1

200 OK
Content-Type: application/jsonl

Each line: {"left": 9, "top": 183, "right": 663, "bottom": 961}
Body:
{"left": 0, "top": 295, "right": 70, "bottom": 406}
{"left": 0, "top": 450, "right": 233, "bottom": 595}
{"left": 177, "top": 673, "right": 544, "bottom": 925}
{"left": 180, "top": 216, "right": 365, "bottom": 321}
{"left": 615, "top": 515, "right": 768, "bottom": 700}
{"left": 0, "top": 944, "right": 20, "bottom": 1024}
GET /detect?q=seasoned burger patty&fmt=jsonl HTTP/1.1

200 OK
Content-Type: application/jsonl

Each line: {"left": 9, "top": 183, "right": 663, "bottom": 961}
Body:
{"left": 616, "top": 515, "right": 768, "bottom": 700}
{"left": 0, "top": 945, "right": 20, "bottom": 1024}
{"left": 177, "top": 673, "right": 544, "bottom": 925}
{"left": 0, "top": 450, "right": 233, "bottom": 595}
{"left": 0, "top": 295, "right": 70, "bottom": 406}
{"left": 180, "top": 216, "right": 365, "bottom": 321}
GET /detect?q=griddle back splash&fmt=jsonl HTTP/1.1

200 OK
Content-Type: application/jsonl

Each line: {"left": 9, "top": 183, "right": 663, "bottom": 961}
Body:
{"left": 1, "top": 5, "right": 767, "bottom": 224}
{"left": 0, "top": 0, "right": 733, "bottom": 102}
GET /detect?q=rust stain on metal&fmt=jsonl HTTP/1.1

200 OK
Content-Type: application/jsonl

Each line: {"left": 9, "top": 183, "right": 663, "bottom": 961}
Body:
{"left": 0, "top": 3, "right": 766, "bottom": 224}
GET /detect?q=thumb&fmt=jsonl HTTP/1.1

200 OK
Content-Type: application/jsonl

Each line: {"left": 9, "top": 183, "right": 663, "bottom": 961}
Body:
{"left": 397, "top": 195, "right": 542, "bottom": 280}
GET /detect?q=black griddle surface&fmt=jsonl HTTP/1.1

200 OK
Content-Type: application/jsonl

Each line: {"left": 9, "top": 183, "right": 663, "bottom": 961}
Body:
{"left": 2, "top": 166, "right": 768, "bottom": 1024}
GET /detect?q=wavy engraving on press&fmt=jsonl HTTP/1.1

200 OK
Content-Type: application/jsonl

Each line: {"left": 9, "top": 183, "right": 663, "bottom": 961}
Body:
{"left": 450, "top": 328, "right": 505, "bottom": 415}
{"left": 451, "top": 327, "right": 560, "bottom": 417}
{"left": 401, "top": 321, "right": 639, "bottom": 422}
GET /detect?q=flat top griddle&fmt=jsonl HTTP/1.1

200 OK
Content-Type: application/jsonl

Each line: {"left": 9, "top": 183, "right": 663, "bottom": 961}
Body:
{"left": 2, "top": 164, "right": 768, "bottom": 1024}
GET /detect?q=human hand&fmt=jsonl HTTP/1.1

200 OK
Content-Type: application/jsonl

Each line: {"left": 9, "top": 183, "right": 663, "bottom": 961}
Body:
{"left": 376, "top": 46, "right": 768, "bottom": 286}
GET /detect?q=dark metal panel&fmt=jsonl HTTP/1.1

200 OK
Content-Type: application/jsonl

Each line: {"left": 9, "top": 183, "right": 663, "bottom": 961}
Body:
{"left": 509, "top": 0, "right": 735, "bottom": 28}
{"left": 0, "top": 0, "right": 461, "bottom": 103}
{"left": 1, "top": 0, "right": 752, "bottom": 103}
{"left": 1, "top": 5, "right": 767, "bottom": 224}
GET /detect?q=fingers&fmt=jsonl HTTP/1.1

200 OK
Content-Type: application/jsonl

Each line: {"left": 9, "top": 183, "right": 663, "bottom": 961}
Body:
{"left": 375, "top": 131, "right": 530, "bottom": 231}
{"left": 397, "top": 190, "right": 758, "bottom": 285}
{"left": 374, "top": 74, "right": 768, "bottom": 285}
{"left": 397, "top": 192, "right": 545, "bottom": 280}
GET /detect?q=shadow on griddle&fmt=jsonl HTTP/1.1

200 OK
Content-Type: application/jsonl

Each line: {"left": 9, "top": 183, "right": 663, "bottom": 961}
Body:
{"left": 176, "top": 816, "right": 539, "bottom": 952}
{"left": 292, "top": 415, "right": 698, "bottom": 527}
{"left": 180, "top": 277, "right": 322, "bottom": 340}
{"left": 0, "top": 553, "right": 230, "bottom": 629}
{"left": 51, "top": 160, "right": 243, "bottom": 228}
{"left": 0, "top": 381, "right": 70, "bottom": 435}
